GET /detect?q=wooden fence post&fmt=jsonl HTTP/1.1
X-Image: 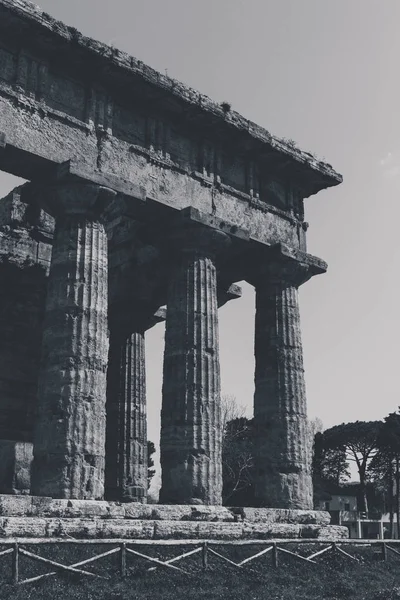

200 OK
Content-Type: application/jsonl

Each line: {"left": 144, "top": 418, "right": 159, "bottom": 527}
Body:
{"left": 202, "top": 542, "right": 208, "bottom": 570}
{"left": 381, "top": 542, "right": 387, "bottom": 562}
{"left": 12, "top": 543, "right": 19, "bottom": 584}
{"left": 272, "top": 543, "right": 278, "bottom": 568}
{"left": 120, "top": 543, "right": 126, "bottom": 578}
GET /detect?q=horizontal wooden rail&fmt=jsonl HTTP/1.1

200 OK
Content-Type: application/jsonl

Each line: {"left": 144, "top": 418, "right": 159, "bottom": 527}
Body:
{"left": 0, "top": 538, "right": 397, "bottom": 545}
{"left": 0, "top": 537, "right": 396, "bottom": 586}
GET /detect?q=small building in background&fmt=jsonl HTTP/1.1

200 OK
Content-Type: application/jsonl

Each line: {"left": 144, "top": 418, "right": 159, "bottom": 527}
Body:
{"left": 316, "top": 494, "right": 398, "bottom": 539}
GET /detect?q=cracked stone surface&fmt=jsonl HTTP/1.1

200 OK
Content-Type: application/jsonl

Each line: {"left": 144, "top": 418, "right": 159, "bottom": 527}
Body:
{"left": 0, "top": 496, "right": 331, "bottom": 524}
{"left": 0, "top": 516, "right": 348, "bottom": 540}
{"left": 0, "top": 496, "right": 348, "bottom": 539}
{"left": 105, "top": 330, "right": 147, "bottom": 502}
{"left": 252, "top": 258, "right": 315, "bottom": 509}
{"left": 30, "top": 184, "right": 116, "bottom": 500}
{"left": 160, "top": 227, "right": 230, "bottom": 505}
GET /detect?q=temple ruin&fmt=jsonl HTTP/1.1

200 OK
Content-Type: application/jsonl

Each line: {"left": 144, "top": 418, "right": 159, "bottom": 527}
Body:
{"left": 0, "top": 0, "right": 344, "bottom": 535}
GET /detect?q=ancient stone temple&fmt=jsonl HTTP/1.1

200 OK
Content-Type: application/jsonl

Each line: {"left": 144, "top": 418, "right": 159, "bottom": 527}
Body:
{"left": 0, "top": 0, "right": 344, "bottom": 538}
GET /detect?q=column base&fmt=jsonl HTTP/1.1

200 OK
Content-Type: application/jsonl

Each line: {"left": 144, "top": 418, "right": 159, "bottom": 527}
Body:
{"left": 255, "top": 471, "right": 313, "bottom": 510}
{"left": 31, "top": 454, "right": 105, "bottom": 500}
{"left": 105, "top": 486, "right": 147, "bottom": 503}
{"left": 0, "top": 441, "right": 32, "bottom": 495}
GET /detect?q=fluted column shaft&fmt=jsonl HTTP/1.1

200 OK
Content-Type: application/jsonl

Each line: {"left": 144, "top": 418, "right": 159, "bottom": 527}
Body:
{"left": 105, "top": 330, "right": 147, "bottom": 502}
{"left": 31, "top": 183, "right": 115, "bottom": 499}
{"left": 160, "top": 228, "right": 229, "bottom": 505}
{"left": 253, "top": 262, "right": 312, "bottom": 509}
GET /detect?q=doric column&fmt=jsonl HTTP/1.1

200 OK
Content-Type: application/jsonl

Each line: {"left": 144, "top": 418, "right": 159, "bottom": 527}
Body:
{"left": 105, "top": 307, "right": 164, "bottom": 502}
{"left": 31, "top": 183, "right": 116, "bottom": 499}
{"left": 106, "top": 329, "right": 147, "bottom": 502}
{"left": 159, "top": 226, "right": 230, "bottom": 505}
{"left": 252, "top": 248, "right": 324, "bottom": 509}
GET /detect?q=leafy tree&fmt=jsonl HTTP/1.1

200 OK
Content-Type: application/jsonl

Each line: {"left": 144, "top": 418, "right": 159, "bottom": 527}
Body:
{"left": 312, "top": 430, "right": 350, "bottom": 507}
{"left": 368, "top": 450, "right": 394, "bottom": 534}
{"left": 369, "top": 411, "right": 400, "bottom": 537}
{"left": 323, "top": 421, "right": 382, "bottom": 513}
{"left": 313, "top": 431, "right": 350, "bottom": 487}
{"left": 147, "top": 440, "right": 156, "bottom": 490}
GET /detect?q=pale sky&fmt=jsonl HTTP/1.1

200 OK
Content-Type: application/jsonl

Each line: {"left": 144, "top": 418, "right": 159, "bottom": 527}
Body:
{"left": 2, "top": 0, "right": 399, "bottom": 487}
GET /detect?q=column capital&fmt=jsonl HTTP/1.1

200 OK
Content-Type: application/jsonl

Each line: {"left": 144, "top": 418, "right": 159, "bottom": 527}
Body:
{"left": 24, "top": 182, "right": 117, "bottom": 221}
{"left": 249, "top": 243, "right": 327, "bottom": 288}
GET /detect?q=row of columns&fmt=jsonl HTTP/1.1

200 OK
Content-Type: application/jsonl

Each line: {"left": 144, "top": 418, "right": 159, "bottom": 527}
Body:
{"left": 29, "top": 182, "right": 314, "bottom": 509}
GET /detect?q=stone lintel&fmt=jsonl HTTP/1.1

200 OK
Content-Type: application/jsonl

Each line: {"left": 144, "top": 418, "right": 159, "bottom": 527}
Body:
{"left": 176, "top": 207, "right": 250, "bottom": 243}
{"left": 52, "top": 159, "right": 147, "bottom": 211}
{"left": 148, "top": 206, "right": 249, "bottom": 261}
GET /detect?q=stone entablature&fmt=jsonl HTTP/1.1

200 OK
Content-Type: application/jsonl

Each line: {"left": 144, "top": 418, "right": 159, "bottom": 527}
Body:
{"left": 0, "top": 1, "right": 340, "bottom": 195}
{"left": 0, "top": 0, "right": 341, "bottom": 256}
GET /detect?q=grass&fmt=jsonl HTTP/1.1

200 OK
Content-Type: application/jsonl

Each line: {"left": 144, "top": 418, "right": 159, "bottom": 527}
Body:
{"left": 0, "top": 543, "right": 400, "bottom": 599}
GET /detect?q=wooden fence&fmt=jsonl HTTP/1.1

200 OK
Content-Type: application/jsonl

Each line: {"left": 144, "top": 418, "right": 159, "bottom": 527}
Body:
{"left": 0, "top": 538, "right": 398, "bottom": 585}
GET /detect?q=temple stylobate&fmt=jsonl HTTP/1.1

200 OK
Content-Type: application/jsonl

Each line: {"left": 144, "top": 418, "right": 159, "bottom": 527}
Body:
{"left": 0, "top": 0, "right": 342, "bottom": 511}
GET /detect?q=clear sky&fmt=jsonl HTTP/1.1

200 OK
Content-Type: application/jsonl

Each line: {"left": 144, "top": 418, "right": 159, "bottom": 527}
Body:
{"left": 2, "top": 0, "right": 399, "bottom": 488}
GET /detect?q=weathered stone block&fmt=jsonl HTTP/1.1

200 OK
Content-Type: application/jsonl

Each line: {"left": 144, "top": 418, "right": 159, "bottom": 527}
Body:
{"left": 98, "top": 519, "right": 155, "bottom": 539}
{"left": 103, "top": 503, "right": 126, "bottom": 519}
{"left": 151, "top": 505, "right": 235, "bottom": 522}
{"left": 154, "top": 520, "right": 243, "bottom": 540}
{"left": 30, "top": 497, "right": 64, "bottom": 516}
{"left": 0, "top": 494, "right": 33, "bottom": 516}
{"left": 123, "top": 504, "right": 154, "bottom": 519}
{"left": 243, "top": 522, "right": 301, "bottom": 539}
{"left": 44, "top": 518, "right": 99, "bottom": 539}
{"left": 301, "top": 525, "right": 349, "bottom": 539}
{"left": 0, "top": 516, "right": 47, "bottom": 537}
{"left": 62, "top": 500, "right": 111, "bottom": 518}
{"left": 233, "top": 507, "right": 330, "bottom": 525}
{"left": 0, "top": 504, "right": 350, "bottom": 539}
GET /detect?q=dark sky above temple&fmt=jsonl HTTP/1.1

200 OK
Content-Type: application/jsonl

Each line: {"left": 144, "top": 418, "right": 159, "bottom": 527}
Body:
{"left": 1, "top": 0, "right": 398, "bottom": 486}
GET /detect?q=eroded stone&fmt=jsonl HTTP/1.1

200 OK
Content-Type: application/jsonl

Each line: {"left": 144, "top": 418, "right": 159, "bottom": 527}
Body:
{"left": 0, "top": 0, "right": 342, "bottom": 512}
{"left": 234, "top": 508, "right": 330, "bottom": 525}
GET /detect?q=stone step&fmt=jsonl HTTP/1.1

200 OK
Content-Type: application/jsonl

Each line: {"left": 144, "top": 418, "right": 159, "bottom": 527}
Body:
{"left": 0, "top": 517, "right": 348, "bottom": 540}
{"left": 0, "top": 496, "right": 331, "bottom": 524}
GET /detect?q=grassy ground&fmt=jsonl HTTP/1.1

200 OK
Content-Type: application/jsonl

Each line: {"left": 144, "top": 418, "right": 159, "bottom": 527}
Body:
{"left": 0, "top": 543, "right": 399, "bottom": 600}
